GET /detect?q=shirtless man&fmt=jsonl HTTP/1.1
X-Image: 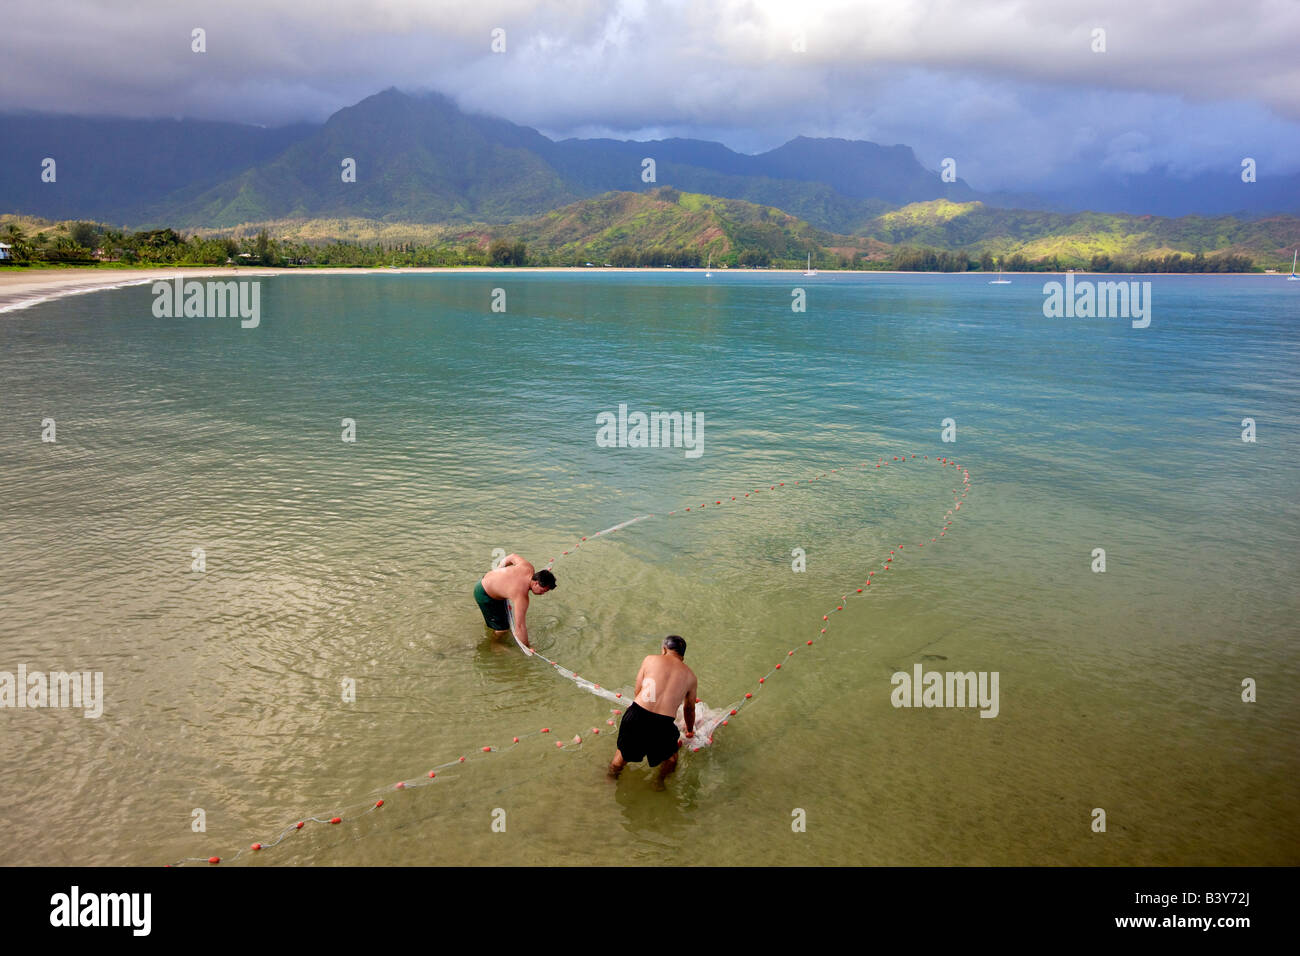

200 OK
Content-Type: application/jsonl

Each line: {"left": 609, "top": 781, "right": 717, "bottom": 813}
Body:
{"left": 474, "top": 554, "right": 555, "bottom": 650}
{"left": 608, "top": 635, "right": 697, "bottom": 780}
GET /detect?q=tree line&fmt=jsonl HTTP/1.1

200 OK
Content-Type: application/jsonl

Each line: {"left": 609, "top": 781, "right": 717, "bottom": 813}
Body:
{"left": 0, "top": 221, "right": 1256, "bottom": 273}
{"left": 886, "top": 247, "right": 1254, "bottom": 273}
{"left": 0, "top": 222, "right": 531, "bottom": 268}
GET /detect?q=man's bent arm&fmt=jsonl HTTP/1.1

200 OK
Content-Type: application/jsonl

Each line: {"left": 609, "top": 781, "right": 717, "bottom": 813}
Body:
{"left": 683, "top": 678, "right": 698, "bottom": 735}
{"left": 512, "top": 592, "right": 531, "bottom": 647}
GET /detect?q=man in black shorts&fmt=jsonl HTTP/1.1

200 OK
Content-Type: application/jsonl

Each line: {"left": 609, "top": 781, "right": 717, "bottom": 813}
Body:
{"left": 609, "top": 635, "right": 698, "bottom": 781}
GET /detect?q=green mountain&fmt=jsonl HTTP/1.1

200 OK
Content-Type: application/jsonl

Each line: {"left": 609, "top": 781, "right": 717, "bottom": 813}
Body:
{"left": 198, "top": 191, "right": 1297, "bottom": 270}
{"left": 0, "top": 114, "right": 312, "bottom": 223}
{"left": 4, "top": 87, "right": 1298, "bottom": 239}
{"left": 162, "top": 90, "right": 956, "bottom": 231}
{"left": 2, "top": 89, "right": 972, "bottom": 232}
{"left": 156, "top": 90, "right": 579, "bottom": 227}
{"left": 865, "top": 200, "right": 1300, "bottom": 263}
{"left": 450, "top": 188, "right": 858, "bottom": 260}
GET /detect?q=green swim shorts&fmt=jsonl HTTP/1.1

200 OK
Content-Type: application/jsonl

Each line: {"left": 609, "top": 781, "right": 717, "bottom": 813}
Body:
{"left": 474, "top": 579, "right": 511, "bottom": 632}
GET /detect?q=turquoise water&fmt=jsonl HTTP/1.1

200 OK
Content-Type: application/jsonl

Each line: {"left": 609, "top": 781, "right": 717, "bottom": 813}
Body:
{"left": 0, "top": 271, "right": 1297, "bottom": 865}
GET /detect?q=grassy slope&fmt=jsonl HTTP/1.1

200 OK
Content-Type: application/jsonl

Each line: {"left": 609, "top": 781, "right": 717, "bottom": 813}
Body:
{"left": 8, "top": 193, "right": 1299, "bottom": 269}
{"left": 867, "top": 200, "right": 1300, "bottom": 264}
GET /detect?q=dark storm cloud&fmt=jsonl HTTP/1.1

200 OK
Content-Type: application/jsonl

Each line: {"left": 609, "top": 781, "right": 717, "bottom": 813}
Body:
{"left": 3, "top": 0, "right": 1297, "bottom": 190}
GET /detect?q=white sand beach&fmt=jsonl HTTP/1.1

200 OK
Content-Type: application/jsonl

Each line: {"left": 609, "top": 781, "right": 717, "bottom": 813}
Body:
{"left": 0, "top": 266, "right": 647, "bottom": 313}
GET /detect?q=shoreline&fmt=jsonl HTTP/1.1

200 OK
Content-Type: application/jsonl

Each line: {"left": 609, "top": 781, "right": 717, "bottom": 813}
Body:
{"left": 0, "top": 265, "right": 1284, "bottom": 314}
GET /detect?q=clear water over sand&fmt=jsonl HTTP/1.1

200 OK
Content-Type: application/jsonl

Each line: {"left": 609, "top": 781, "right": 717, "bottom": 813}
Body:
{"left": 1, "top": 271, "right": 1296, "bottom": 865}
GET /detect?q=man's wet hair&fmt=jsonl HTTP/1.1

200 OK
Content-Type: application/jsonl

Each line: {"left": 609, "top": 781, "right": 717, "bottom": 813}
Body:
{"left": 533, "top": 569, "right": 557, "bottom": 591}
{"left": 663, "top": 635, "right": 686, "bottom": 658}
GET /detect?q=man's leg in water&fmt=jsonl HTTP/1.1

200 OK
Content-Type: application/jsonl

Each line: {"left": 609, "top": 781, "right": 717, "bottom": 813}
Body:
{"left": 657, "top": 752, "right": 678, "bottom": 780}
{"left": 607, "top": 749, "right": 627, "bottom": 778}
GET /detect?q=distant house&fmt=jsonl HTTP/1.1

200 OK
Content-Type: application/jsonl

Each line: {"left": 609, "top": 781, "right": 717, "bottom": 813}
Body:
{"left": 0, "top": 242, "right": 11, "bottom": 261}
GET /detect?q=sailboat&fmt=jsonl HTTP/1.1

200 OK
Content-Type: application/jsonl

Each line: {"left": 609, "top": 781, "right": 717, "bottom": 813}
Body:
{"left": 803, "top": 252, "right": 816, "bottom": 276}
{"left": 705, "top": 253, "right": 712, "bottom": 278}
{"left": 1289, "top": 250, "right": 1299, "bottom": 281}
{"left": 988, "top": 258, "right": 1011, "bottom": 284}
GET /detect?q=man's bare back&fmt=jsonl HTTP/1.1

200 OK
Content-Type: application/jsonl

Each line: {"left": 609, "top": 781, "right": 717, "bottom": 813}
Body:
{"left": 480, "top": 558, "right": 534, "bottom": 602}
{"left": 633, "top": 653, "right": 697, "bottom": 721}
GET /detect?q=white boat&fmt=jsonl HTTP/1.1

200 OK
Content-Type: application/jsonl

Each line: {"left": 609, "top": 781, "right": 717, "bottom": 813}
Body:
{"left": 1289, "top": 250, "right": 1299, "bottom": 281}
{"left": 988, "top": 259, "right": 1011, "bottom": 284}
{"left": 803, "top": 253, "right": 816, "bottom": 276}
{"left": 705, "top": 253, "right": 712, "bottom": 278}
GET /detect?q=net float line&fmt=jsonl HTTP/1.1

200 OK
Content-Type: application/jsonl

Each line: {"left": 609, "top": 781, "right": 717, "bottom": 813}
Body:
{"left": 168, "top": 453, "right": 969, "bottom": 864}
{"left": 680, "top": 455, "right": 972, "bottom": 752}
{"left": 518, "top": 453, "right": 972, "bottom": 752}
{"left": 166, "top": 706, "right": 620, "bottom": 865}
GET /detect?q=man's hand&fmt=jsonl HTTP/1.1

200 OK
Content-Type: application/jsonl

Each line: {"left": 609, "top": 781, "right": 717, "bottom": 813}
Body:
{"left": 684, "top": 730, "right": 695, "bottom": 739}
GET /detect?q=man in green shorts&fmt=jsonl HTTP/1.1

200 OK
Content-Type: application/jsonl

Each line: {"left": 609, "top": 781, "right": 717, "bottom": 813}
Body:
{"left": 475, "top": 554, "right": 556, "bottom": 649}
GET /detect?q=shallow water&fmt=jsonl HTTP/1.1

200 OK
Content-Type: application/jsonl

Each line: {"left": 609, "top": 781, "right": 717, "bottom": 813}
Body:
{"left": 1, "top": 271, "right": 1296, "bottom": 865}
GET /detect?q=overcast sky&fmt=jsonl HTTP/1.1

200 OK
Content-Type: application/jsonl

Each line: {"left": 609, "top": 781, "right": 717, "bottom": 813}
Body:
{"left": 3, "top": 0, "right": 1298, "bottom": 190}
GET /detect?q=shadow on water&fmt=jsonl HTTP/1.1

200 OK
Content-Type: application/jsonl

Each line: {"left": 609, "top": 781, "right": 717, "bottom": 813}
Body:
{"left": 611, "top": 749, "right": 705, "bottom": 849}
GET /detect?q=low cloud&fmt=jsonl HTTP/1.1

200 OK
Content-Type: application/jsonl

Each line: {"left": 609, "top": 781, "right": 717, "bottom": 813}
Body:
{"left": 1, "top": 0, "right": 1297, "bottom": 190}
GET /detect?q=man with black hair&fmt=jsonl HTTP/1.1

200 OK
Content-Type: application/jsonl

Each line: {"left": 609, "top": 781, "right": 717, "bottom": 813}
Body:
{"left": 609, "top": 635, "right": 698, "bottom": 781}
{"left": 475, "top": 554, "right": 555, "bottom": 649}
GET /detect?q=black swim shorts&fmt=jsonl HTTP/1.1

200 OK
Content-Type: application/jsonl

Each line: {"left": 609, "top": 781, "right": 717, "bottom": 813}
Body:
{"left": 615, "top": 702, "right": 681, "bottom": 767}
